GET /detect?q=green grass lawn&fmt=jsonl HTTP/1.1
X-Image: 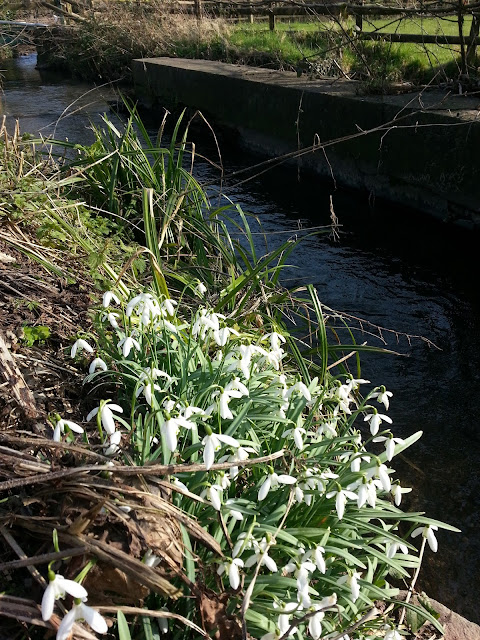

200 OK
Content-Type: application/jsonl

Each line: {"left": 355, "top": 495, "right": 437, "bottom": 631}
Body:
{"left": 227, "top": 15, "right": 472, "bottom": 82}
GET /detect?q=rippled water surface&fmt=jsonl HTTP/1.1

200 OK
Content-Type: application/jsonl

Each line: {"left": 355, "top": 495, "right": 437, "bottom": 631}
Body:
{"left": 2, "top": 53, "right": 480, "bottom": 622}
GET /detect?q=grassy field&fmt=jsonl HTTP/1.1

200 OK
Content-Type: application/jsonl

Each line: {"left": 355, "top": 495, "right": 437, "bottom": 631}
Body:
{"left": 228, "top": 15, "right": 472, "bottom": 83}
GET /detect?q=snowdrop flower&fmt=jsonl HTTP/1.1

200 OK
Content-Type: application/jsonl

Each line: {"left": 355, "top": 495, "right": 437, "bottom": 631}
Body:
{"left": 258, "top": 469, "right": 297, "bottom": 501}
{"left": 162, "top": 413, "right": 197, "bottom": 453}
{"left": 391, "top": 483, "right": 412, "bottom": 506}
{"left": 56, "top": 599, "right": 108, "bottom": 640}
{"left": 356, "top": 478, "right": 380, "bottom": 509}
{"left": 107, "top": 312, "right": 120, "bottom": 329}
{"left": 217, "top": 557, "right": 244, "bottom": 590}
{"left": 384, "top": 627, "right": 403, "bottom": 640}
{"left": 374, "top": 463, "right": 392, "bottom": 492}
{"left": 70, "top": 339, "right": 93, "bottom": 358}
{"left": 364, "top": 409, "right": 392, "bottom": 436}
{"left": 86, "top": 402, "right": 123, "bottom": 436}
{"left": 213, "top": 326, "right": 240, "bottom": 347}
{"left": 41, "top": 573, "right": 88, "bottom": 621}
{"left": 386, "top": 539, "right": 409, "bottom": 559}
{"left": 143, "top": 549, "right": 161, "bottom": 567}
{"left": 373, "top": 434, "right": 405, "bottom": 461}
{"left": 160, "top": 298, "right": 177, "bottom": 317}
{"left": 202, "top": 427, "right": 240, "bottom": 470}
{"left": 103, "top": 430, "right": 121, "bottom": 456}
{"left": 225, "top": 499, "right": 244, "bottom": 522}
{"left": 371, "top": 386, "right": 393, "bottom": 410}
{"left": 89, "top": 357, "right": 108, "bottom": 374}
{"left": 337, "top": 571, "right": 361, "bottom": 602}
{"left": 221, "top": 445, "right": 257, "bottom": 479}
{"left": 126, "top": 292, "right": 161, "bottom": 324}
{"left": 308, "top": 606, "right": 325, "bottom": 640}
{"left": 411, "top": 524, "right": 439, "bottom": 552}
{"left": 102, "top": 291, "right": 120, "bottom": 307}
{"left": 195, "top": 281, "right": 207, "bottom": 296}
{"left": 313, "top": 546, "right": 326, "bottom": 574}
{"left": 214, "top": 377, "right": 250, "bottom": 420}
{"left": 286, "top": 380, "right": 312, "bottom": 403}
{"left": 53, "top": 418, "right": 84, "bottom": 442}
{"left": 117, "top": 335, "right": 141, "bottom": 358}
{"left": 326, "top": 486, "right": 358, "bottom": 520}
{"left": 192, "top": 309, "right": 224, "bottom": 338}
{"left": 244, "top": 537, "right": 278, "bottom": 572}
{"left": 350, "top": 454, "right": 371, "bottom": 473}
{"left": 204, "top": 484, "right": 223, "bottom": 511}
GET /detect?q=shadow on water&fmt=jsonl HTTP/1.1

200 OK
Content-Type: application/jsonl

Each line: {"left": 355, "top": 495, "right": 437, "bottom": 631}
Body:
{"left": 2, "top": 53, "right": 480, "bottom": 622}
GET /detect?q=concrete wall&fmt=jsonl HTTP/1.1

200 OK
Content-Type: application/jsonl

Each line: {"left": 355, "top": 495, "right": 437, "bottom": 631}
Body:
{"left": 132, "top": 58, "right": 480, "bottom": 228}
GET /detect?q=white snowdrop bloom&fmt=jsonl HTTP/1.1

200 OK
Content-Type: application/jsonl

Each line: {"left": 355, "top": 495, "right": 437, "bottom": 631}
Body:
{"left": 364, "top": 409, "right": 393, "bottom": 436}
{"left": 205, "top": 484, "right": 223, "bottom": 511}
{"left": 384, "top": 627, "right": 403, "bottom": 640}
{"left": 215, "top": 377, "right": 249, "bottom": 420}
{"left": 89, "top": 357, "right": 108, "bottom": 374}
{"left": 348, "top": 377, "right": 370, "bottom": 390}
{"left": 103, "top": 430, "right": 121, "bottom": 456}
{"left": 371, "top": 386, "right": 393, "bottom": 410}
{"left": 217, "top": 557, "right": 244, "bottom": 590}
{"left": 356, "top": 478, "right": 380, "bottom": 509}
{"left": 70, "top": 338, "right": 94, "bottom": 358}
{"left": 56, "top": 600, "right": 108, "bottom": 640}
{"left": 162, "top": 414, "right": 196, "bottom": 453}
{"left": 53, "top": 418, "right": 84, "bottom": 442}
{"left": 350, "top": 454, "right": 371, "bottom": 473}
{"left": 232, "top": 531, "right": 257, "bottom": 558}
{"left": 195, "top": 281, "right": 207, "bottom": 296}
{"left": 375, "top": 463, "right": 392, "bottom": 492}
{"left": 225, "top": 499, "right": 244, "bottom": 521}
{"left": 171, "top": 477, "right": 189, "bottom": 493}
{"left": 264, "top": 331, "right": 286, "bottom": 352}
{"left": 102, "top": 291, "right": 120, "bottom": 307}
{"left": 143, "top": 549, "right": 161, "bottom": 567}
{"left": 117, "top": 335, "right": 141, "bottom": 358}
{"left": 313, "top": 546, "right": 326, "bottom": 574}
{"left": 126, "top": 292, "right": 161, "bottom": 324}
{"left": 373, "top": 435, "right": 405, "bottom": 461}
{"left": 202, "top": 430, "right": 240, "bottom": 470}
{"left": 244, "top": 537, "right": 278, "bottom": 573}
{"left": 223, "top": 445, "right": 257, "bottom": 479}
{"left": 337, "top": 571, "right": 361, "bottom": 602}
{"left": 86, "top": 402, "right": 123, "bottom": 436}
{"left": 213, "top": 326, "right": 240, "bottom": 347}
{"left": 235, "top": 343, "right": 264, "bottom": 380}
{"left": 391, "top": 483, "right": 412, "bottom": 506}
{"left": 411, "top": 524, "right": 439, "bottom": 552}
{"left": 160, "top": 298, "right": 177, "bottom": 317}
{"left": 318, "top": 419, "right": 338, "bottom": 439}
{"left": 107, "top": 312, "right": 120, "bottom": 329}
{"left": 258, "top": 470, "right": 297, "bottom": 501}
{"left": 386, "top": 539, "right": 409, "bottom": 559}
{"left": 41, "top": 573, "right": 88, "bottom": 621}
{"left": 363, "top": 411, "right": 389, "bottom": 437}
{"left": 192, "top": 309, "right": 224, "bottom": 338}
{"left": 277, "top": 602, "right": 300, "bottom": 637}
{"left": 286, "top": 380, "right": 312, "bottom": 403}
{"left": 308, "top": 606, "right": 325, "bottom": 640}
{"left": 326, "top": 487, "right": 358, "bottom": 520}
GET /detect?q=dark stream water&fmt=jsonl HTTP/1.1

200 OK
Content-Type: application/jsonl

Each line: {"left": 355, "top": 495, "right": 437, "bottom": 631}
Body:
{"left": 2, "top": 53, "right": 480, "bottom": 623}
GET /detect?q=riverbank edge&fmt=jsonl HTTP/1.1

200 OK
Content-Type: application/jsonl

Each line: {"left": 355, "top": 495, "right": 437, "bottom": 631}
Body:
{"left": 132, "top": 57, "right": 480, "bottom": 230}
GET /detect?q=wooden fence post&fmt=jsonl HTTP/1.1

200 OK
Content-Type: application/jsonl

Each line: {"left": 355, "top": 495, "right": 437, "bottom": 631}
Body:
{"left": 194, "top": 0, "right": 202, "bottom": 20}
{"left": 356, "top": 0, "right": 363, "bottom": 32}
{"left": 269, "top": 8, "right": 275, "bottom": 31}
{"left": 467, "top": 13, "right": 480, "bottom": 67}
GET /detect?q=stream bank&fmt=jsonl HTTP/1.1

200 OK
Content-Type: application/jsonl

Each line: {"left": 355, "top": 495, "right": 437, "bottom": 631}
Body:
{"left": 2, "top": 53, "right": 480, "bottom": 629}
{"left": 133, "top": 57, "right": 480, "bottom": 230}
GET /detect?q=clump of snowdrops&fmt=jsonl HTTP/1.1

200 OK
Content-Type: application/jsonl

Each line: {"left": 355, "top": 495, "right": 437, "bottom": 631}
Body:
{"left": 51, "top": 286, "right": 455, "bottom": 640}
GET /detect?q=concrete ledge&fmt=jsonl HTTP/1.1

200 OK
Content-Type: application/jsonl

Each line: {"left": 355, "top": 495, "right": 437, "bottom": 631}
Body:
{"left": 132, "top": 57, "right": 480, "bottom": 229}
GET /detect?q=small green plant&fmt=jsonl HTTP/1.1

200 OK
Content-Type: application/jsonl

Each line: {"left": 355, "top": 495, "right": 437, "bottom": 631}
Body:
{"left": 22, "top": 325, "right": 51, "bottom": 347}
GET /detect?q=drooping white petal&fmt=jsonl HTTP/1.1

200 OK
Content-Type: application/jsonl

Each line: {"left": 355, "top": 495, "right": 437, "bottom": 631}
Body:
{"left": 80, "top": 603, "right": 108, "bottom": 633}
{"left": 62, "top": 420, "right": 84, "bottom": 434}
{"left": 258, "top": 476, "right": 272, "bottom": 501}
{"left": 216, "top": 433, "right": 240, "bottom": 448}
{"left": 89, "top": 358, "right": 108, "bottom": 374}
{"left": 41, "top": 584, "right": 55, "bottom": 621}
{"left": 57, "top": 578, "right": 88, "bottom": 600}
{"left": 56, "top": 607, "right": 77, "bottom": 640}
{"left": 86, "top": 407, "right": 99, "bottom": 422}
{"left": 203, "top": 436, "right": 216, "bottom": 470}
